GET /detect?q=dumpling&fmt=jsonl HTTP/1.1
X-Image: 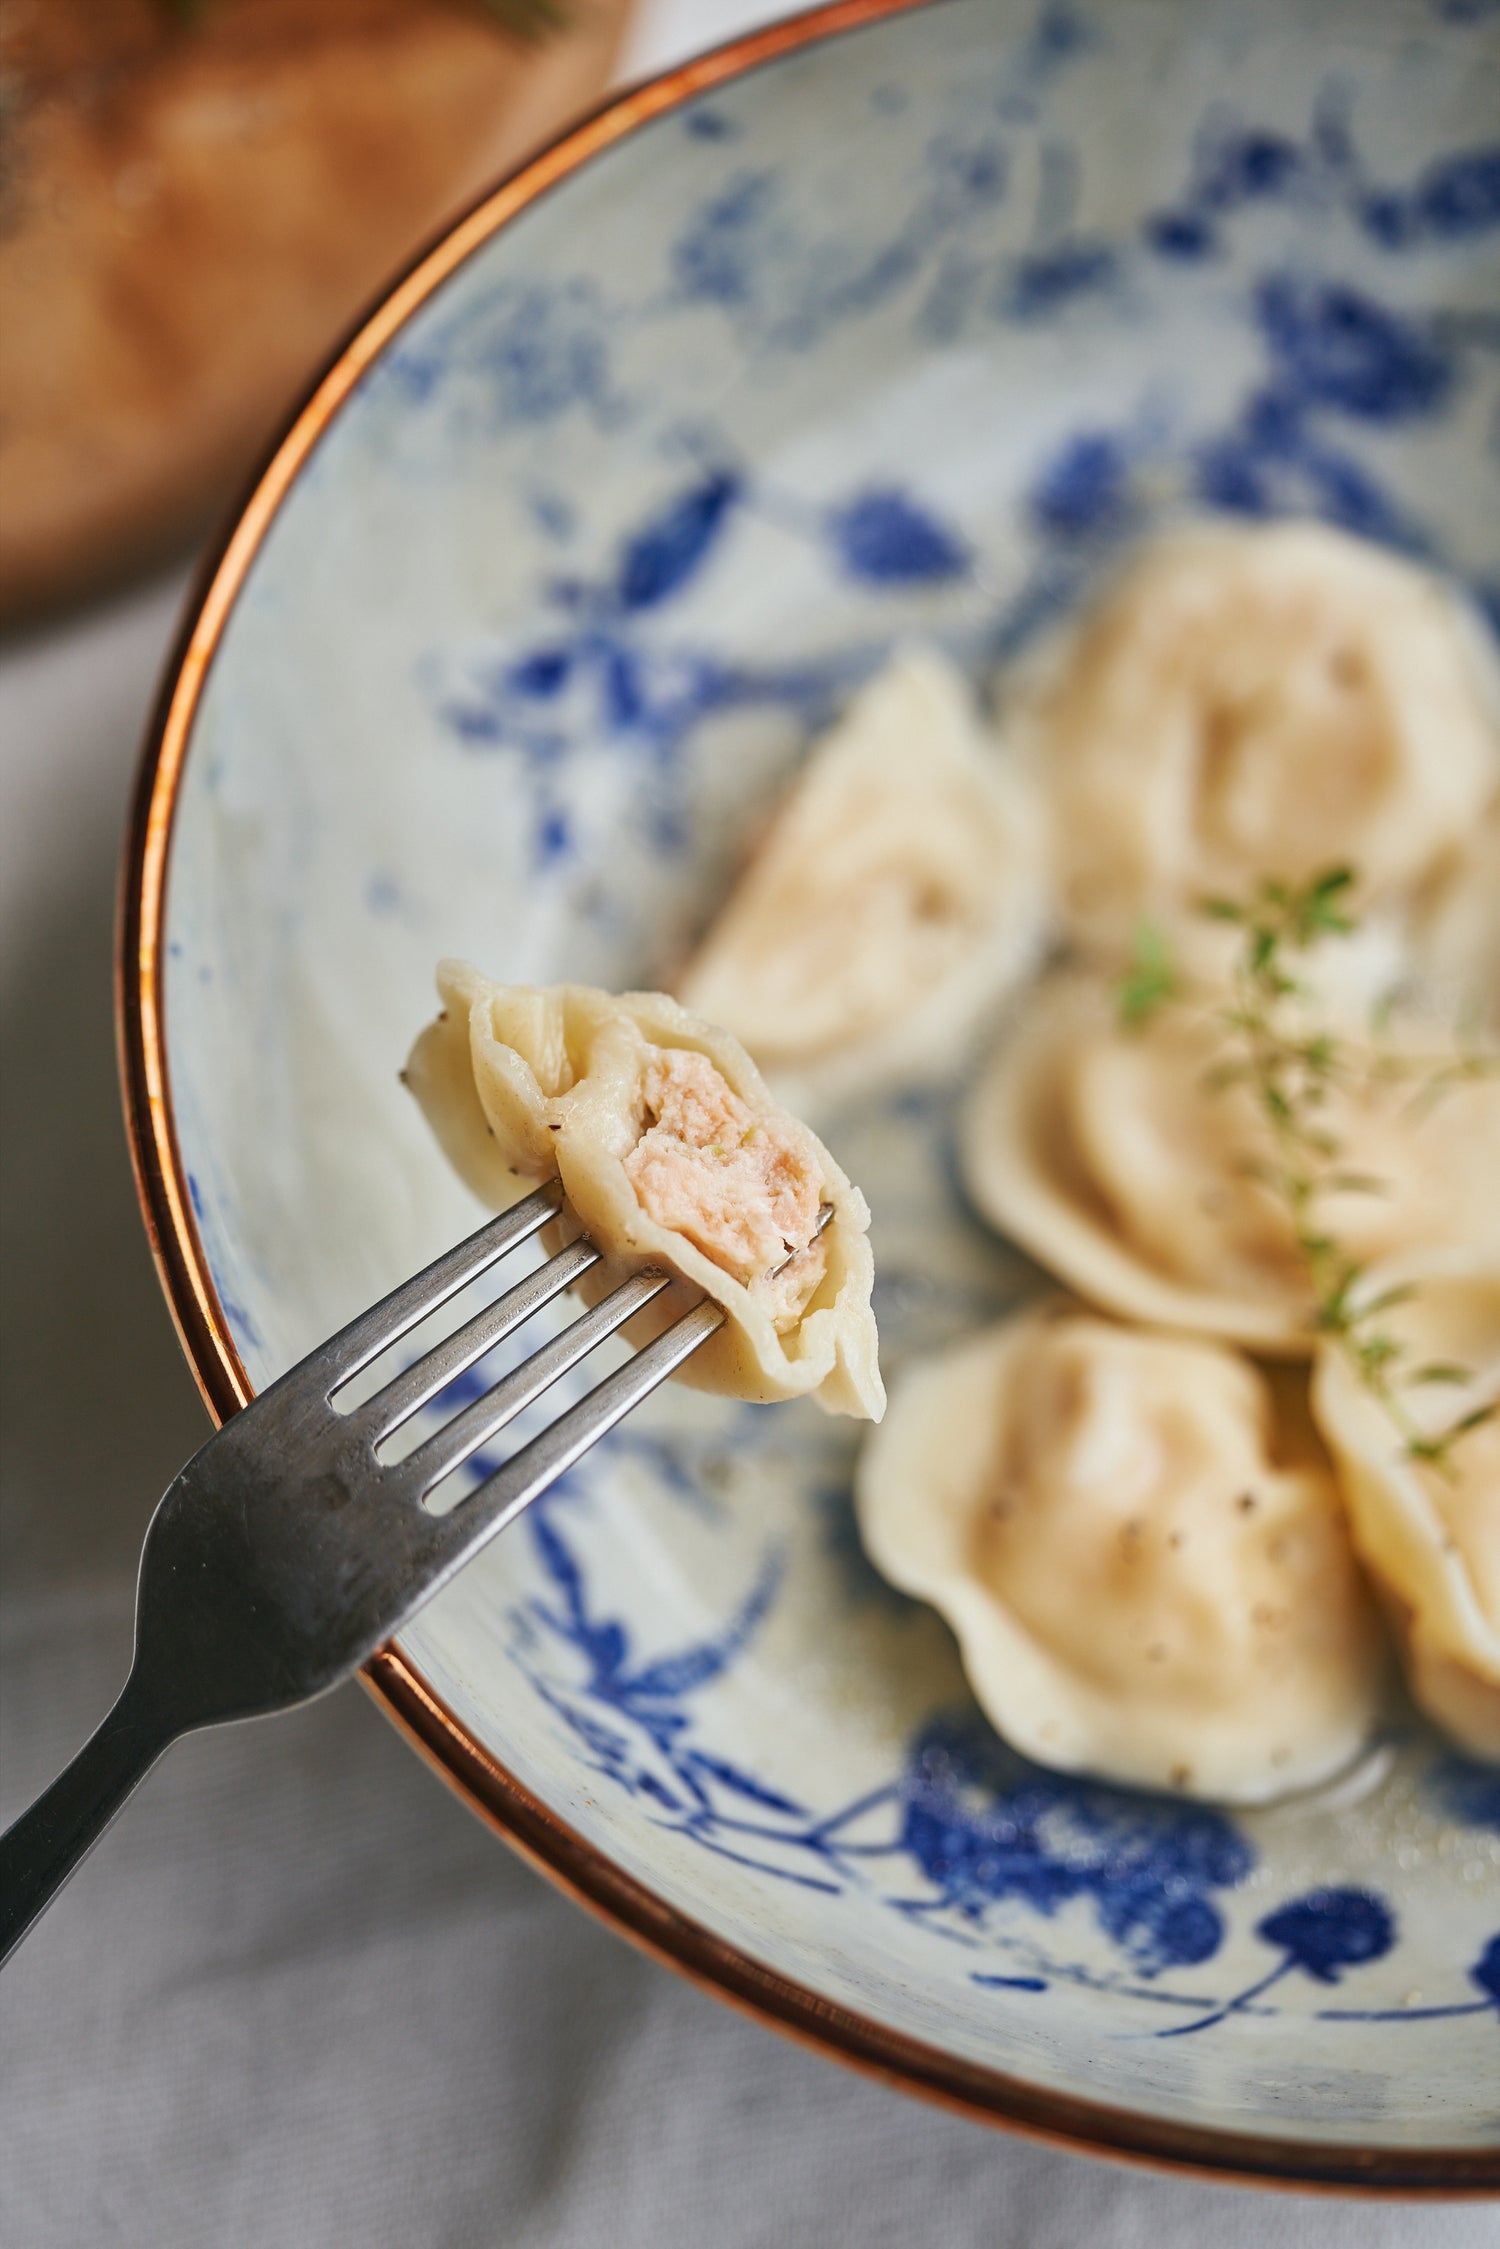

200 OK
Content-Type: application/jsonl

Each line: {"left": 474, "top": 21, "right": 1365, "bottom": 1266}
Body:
{"left": 960, "top": 973, "right": 1500, "bottom": 1354}
{"left": 1410, "top": 792, "right": 1500, "bottom": 1034}
{"left": 856, "top": 1305, "right": 1384, "bottom": 1802}
{"left": 677, "top": 648, "right": 1046, "bottom": 1112}
{"left": 1015, "top": 522, "right": 1499, "bottom": 967}
{"left": 1312, "top": 1254, "right": 1500, "bottom": 1761}
{"left": 405, "top": 966, "right": 884, "bottom": 1419}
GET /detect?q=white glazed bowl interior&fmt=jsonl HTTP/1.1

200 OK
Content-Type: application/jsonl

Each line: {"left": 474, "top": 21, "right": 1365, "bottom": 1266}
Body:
{"left": 155, "top": 0, "right": 1500, "bottom": 2175}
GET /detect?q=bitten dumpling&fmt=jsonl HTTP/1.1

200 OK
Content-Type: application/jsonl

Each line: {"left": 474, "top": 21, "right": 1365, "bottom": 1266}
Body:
{"left": 960, "top": 973, "right": 1500, "bottom": 1354}
{"left": 1313, "top": 1254, "right": 1500, "bottom": 1761}
{"left": 406, "top": 966, "right": 884, "bottom": 1419}
{"left": 856, "top": 1305, "right": 1385, "bottom": 1802}
{"left": 677, "top": 649, "right": 1046, "bottom": 1112}
{"left": 1016, "top": 522, "right": 1499, "bottom": 967}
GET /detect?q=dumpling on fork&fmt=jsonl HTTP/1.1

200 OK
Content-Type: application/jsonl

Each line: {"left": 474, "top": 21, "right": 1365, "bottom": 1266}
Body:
{"left": 677, "top": 648, "right": 1047, "bottom": 1113}
{"left": 405, "top": 966, "right": 884, "bottom": 1419}
{"left": 856, "top": 1303, "right": 1385, "bottom": 1802}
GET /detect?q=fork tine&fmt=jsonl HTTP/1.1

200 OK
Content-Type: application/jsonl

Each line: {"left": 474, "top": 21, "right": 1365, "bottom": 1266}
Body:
{"left": 413, "top": 1299, "right": 727, "bottom": 1579}
{"left": 473, "top": 1298, "right": 725, "bottom": 1531}
{"left": 396, "top": 1267, "right": 673, "bottom": 1498}
{"left": 310, "top": 1181, "right": 565, "bottom": 1392}
{"left": 352, "top": 1236, "right": 602, "bottom": 1443}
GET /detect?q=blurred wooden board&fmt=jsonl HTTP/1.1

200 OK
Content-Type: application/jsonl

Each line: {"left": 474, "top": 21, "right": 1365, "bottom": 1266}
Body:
{"left": 0, "top": 0, "right": 632, "bottom": 624}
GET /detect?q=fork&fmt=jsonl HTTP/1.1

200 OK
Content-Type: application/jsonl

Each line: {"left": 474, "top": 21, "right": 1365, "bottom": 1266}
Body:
{"left": 0, "top": 1181, "right": 830, "bottom": 1966}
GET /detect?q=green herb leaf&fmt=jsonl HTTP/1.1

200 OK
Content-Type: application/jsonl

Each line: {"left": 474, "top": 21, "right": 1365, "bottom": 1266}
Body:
{"left": 1355, "top": 1283, "right": 1420, "bottom": 1317}
{"left": 1294, "top": 865, "right": 1358, "bottom": 941}
{"left": 1144, "top": 862, "right": 1493, "bottom": 1475}
{"left": 1117, "top": 922, "right": 1177, "bottom": 1026}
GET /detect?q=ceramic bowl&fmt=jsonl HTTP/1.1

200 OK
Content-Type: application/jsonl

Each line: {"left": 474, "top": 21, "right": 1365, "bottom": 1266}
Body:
{"left": 122, "top": 0, "right": 1500, "bottom": 2189}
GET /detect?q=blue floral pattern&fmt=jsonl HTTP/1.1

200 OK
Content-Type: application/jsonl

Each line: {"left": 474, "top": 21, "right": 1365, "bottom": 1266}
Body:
{"left": 484, "top": 1476, "right": 1500, "bottom": 2038}
{"left": 163, "top": 0, "right": 1500, "bottom": 2146}
{"left": 390, "top": 0, "right": 1500, "bottom": 2063}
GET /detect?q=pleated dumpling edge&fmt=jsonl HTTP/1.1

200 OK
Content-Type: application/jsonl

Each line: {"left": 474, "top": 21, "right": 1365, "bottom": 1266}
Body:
{"left": 406, "top": 964, "right": 884, "bottom": 1420}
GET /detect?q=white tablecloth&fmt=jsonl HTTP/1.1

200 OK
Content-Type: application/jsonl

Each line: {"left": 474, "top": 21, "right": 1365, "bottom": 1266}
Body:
{"left": 1, "top": 7, "right": 1494, "bottom": 2242}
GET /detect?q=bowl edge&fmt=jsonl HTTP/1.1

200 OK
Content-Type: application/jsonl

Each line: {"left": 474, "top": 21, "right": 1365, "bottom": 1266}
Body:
{"left": 115, "top": 0, "right": 1500, "bottom": 2191}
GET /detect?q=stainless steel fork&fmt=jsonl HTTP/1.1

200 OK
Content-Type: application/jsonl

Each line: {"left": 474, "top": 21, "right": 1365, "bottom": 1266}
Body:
{"left": 0, "top": 1180, "right": 821, "bottom": 1966}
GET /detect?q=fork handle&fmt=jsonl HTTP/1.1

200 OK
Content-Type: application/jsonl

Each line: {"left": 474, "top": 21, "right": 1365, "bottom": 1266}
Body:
{"left": 0, "top": 1667, "right": 176, "bottom": 1968}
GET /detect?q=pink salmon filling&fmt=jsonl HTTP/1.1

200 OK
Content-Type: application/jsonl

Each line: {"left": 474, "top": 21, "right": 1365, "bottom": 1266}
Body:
{"left": 622, "top": 1046, "right": 828, "bottom": 1329}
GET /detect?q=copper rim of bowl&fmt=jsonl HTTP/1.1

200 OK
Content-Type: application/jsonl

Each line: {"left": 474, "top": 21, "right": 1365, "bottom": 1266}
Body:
{"left": 115, "top": 0, "right": 1500, "bottom": 2193}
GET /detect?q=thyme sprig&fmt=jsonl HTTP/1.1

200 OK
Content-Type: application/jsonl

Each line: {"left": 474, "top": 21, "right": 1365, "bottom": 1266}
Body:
{"left": 1120, "top": 870, "right": 1497, "bottom": 1476}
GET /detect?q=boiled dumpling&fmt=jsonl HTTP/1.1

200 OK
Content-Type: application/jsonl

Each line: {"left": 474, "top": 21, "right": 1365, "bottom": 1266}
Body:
{"left": 1410, "top": 792, "right": 1500, "bottom": 1034}
{"left": 406, "top": 966, "right": 884, "bottom": 1418}
{"left": 677, "top": 648, "right": 1046, "bottom": 1112}
{"left": 856, "top": 1305, "right": 1384, "bottom": 1802}
{"left": 1015, "top": 522, "right": 1499, "bottom": 968}
{"left": 1312, "top": 1253, "right": 1500, "bottom": 1761}
{"left": 960, "top": 973, "right": 1500, "bottom": 1354}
